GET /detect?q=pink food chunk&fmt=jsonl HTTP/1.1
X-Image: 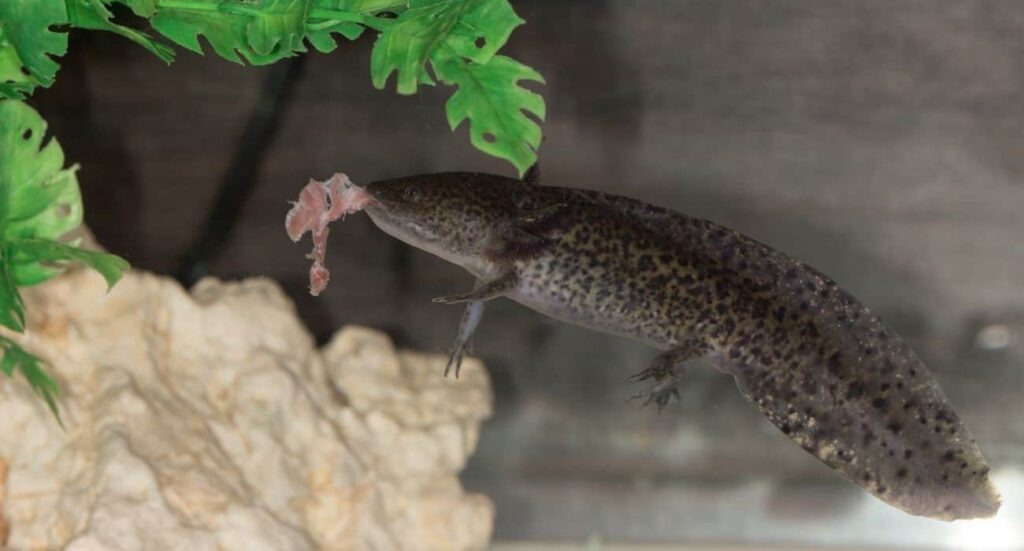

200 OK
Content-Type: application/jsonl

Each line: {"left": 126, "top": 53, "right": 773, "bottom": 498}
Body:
{"left": 285, "top": 173, "right": 373, "bottom": 296}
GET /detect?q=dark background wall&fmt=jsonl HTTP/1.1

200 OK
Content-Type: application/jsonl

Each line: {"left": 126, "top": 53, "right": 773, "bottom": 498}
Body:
{"left": 33, "top": 1, "right": 1024, "bottom": 547}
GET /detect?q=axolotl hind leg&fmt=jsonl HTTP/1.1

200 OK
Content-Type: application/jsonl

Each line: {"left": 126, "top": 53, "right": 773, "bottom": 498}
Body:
{"left": 629, "top": 338, "right": 713, "bottom": 411}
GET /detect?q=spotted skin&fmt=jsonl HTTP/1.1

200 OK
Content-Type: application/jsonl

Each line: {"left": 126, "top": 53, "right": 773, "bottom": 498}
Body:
{"left": 363, "top": 171, "right": 1000, "bottom": 521}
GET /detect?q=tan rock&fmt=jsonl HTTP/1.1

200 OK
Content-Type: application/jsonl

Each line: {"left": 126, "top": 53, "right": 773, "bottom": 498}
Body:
{"left": 0, "top": 269, "right": 493, "bottom": 551}
{"left": 0, "top": 457, "right": 8, "bottom": 547}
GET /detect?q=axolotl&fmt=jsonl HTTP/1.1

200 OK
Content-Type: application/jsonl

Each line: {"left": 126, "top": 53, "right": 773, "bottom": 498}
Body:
{"left": 285, "top": 169, "right": 1000, "bottom": 521}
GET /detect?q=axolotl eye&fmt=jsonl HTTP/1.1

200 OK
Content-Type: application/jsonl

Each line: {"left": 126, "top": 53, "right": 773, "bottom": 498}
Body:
{"left": 404, "top": 187, "right": 422, "bottom": 202}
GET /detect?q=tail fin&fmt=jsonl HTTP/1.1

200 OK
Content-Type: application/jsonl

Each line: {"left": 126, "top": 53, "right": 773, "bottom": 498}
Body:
{"left": 722, "top": 325, "right": 1000, "bottom": 521}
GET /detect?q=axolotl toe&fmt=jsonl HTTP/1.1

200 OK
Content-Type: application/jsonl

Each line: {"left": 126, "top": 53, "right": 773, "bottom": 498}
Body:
{"left": 288, "top": 168, "right": 1000, "bottom": 521}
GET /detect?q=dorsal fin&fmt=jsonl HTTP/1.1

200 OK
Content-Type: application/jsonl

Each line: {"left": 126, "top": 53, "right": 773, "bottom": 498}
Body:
{"left": 522, "top": 163, "right": 541, "bottom": 185}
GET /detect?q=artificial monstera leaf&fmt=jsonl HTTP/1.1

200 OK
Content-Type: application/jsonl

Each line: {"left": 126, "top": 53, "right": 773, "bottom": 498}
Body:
{"left": 65, "top": 0, "right": 175, "bottom": 62}
{"left": 0, "top": 39, "right": 36, "bottom": 100}
{"left": 113, "top": 0, "right": 157, "bottom": 17}
{"left": 150, "top": 0, "right": 370, "bottom": 64}
{"left": 305, "top": 0, "right": 362, "bottom": 52}
{"left": 335, "top": 0, "right": 407, "bottom": 14}
{"left": 369, "top": 0, "right": 468, "bottom": 94}
{"left": 432, "top": 52, "right": 545, "bottom": 175}
{"left": 442, "top": 0, "right": 521, "bottom": 65}
{"left": 305, "top": 20, "right": 365, "bottom": 53}
{"left": 370, "top": 0, "right": 525, "bottom": 94}
{"left": 0, "top": 100, "right": 84, "bottom": 286}
{"left": 238, "top": 0, "right": 309, "bottom": 58}
{"left": 0, "top": 0, "right": 69, "bottom": 99}
{"left": 0, "top": 100, "right": 129, "bottom": 288}
{"left": 11, "top": 239, "right": 128, "bottom": 290}
{"left": 306, "top": 0, "right": 391, "bottom": 52}
{"left": 151, "top": 0, "right": 285, "bottom": 64}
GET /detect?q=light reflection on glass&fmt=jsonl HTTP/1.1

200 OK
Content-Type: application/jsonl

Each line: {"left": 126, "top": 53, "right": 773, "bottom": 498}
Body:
{"left": 949, "top": 470, "right": 1023, "bottom": 551}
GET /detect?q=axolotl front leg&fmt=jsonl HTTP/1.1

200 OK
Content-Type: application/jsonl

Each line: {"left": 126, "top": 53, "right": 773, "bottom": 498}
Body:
{"left": 433, "top": 271, "right": 519, "bottom": 378}
{"left": 445, "top": 299, "right": 485, "bottom": 378}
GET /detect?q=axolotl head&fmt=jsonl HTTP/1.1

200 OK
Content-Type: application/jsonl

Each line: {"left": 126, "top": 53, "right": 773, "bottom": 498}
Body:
{"left": 364, "top": 172, "right": 520, "bottom": 271}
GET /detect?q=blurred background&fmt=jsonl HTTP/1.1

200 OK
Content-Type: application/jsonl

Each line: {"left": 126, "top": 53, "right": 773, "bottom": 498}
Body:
{"left": 32, "top": 1, "right": 1024, "bottom": 549}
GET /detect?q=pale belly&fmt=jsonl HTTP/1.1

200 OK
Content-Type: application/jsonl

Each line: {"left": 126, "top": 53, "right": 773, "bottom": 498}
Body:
{"left": 508, "top": 275, "right": 676, "bottom": 350}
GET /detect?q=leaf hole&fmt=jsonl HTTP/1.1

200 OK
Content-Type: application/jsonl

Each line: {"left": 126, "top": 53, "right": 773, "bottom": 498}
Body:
{"left": 475, "top": 37, "right": 486, "bottom": 49}
{"left": 22, "top": 129, "right": 32, "bottom": 141}
{"left": 483, "top": 133, "right": 496, "bottom": 143}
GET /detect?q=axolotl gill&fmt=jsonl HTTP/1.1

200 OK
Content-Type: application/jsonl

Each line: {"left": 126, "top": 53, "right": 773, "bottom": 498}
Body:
{"left": 287, "top": 168, "right": 1000, "bottom": 522}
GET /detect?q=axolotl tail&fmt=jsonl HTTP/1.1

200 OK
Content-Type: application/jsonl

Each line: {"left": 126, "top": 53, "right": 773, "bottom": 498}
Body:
{"left": 719, "top": 284, "right": 1000, "bottom": 521}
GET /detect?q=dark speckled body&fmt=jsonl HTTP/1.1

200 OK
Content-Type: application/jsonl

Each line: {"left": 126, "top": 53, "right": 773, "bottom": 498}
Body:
{"left": 363, "top": 171, "right": 1000, "bottom": 521}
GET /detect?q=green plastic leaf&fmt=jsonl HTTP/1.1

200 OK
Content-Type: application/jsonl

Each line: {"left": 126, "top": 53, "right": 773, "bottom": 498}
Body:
{"left": 236, "top": 0, "right": 309, "bottom": 57}
{"left": 432, "top": 51, "right": 545, "bottom": 175}
{"left": 0, "top": 100, "right": 84, "bottom": 286}
{"left": 367, "top": 0, "right": 545, "bottom": 170}
{"left": 0, "top": 335, "right": 62, "bottom": 426}
{"left": 442, "top": 0, "right": 520, "bottom": 65}
{"left": 0, "top": 337, "right": 17, "bottom": 377}
{"left": 0, "top": 251, "right": 25, "bottom": 332}
{"left": 149, "top": 0, "right": 374, "bottom": 64}
{"left": 0, "top": 100, "right": 54, "bottom": 328}
{"left": 291, "top": 0, "right": 409, "bottom": 54}
{"left": 370, "top": 0, "right": 524, "bottom": 94}
{"left": 0, "top": 0, "right": 69, "bottom": 98}
{"left": 65, "top": 0, "right": 175, "bottom": 62}
{"left": 305, "top": 19, "right": 364, "bottom": 53}
{"left": 116, "top": 0, "right": 157, "bottom": 17}
{"left": 307, "top": 0, "right": 379, "bottom": 51}
{"left": 151, "top": 1, "right": 276, "bottom": 64}
{"left": 0, "top": 40, "right": 37, "bottom": 100}
{"left": 334, "top": 0, "right": 407, "bottom": 14}
{"left": 11, "top": 238, "right": 129, "bottom": 290}
{"left": 370, "top": 0, "right": 470, "bottom": 94}
{"left": 0, "top": 100, "right": 130, "bottom": 285}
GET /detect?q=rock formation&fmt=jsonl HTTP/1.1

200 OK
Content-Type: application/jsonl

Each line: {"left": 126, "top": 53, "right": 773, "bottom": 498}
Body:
{"left": 0, "top": 269, "right": 493, "bottom": 550}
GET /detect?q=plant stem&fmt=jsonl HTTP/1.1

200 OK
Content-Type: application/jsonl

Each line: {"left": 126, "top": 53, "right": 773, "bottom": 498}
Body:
{"left": 153, "top": 1, "right": 393, "bottom": 31}
{"left": 307, "top": 9, "right": 391, "bottom": 31}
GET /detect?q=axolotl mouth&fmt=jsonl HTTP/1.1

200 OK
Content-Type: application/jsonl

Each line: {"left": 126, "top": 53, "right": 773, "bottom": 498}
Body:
{"left": 285, "top": 173, "right": 376, "bottom": 296}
